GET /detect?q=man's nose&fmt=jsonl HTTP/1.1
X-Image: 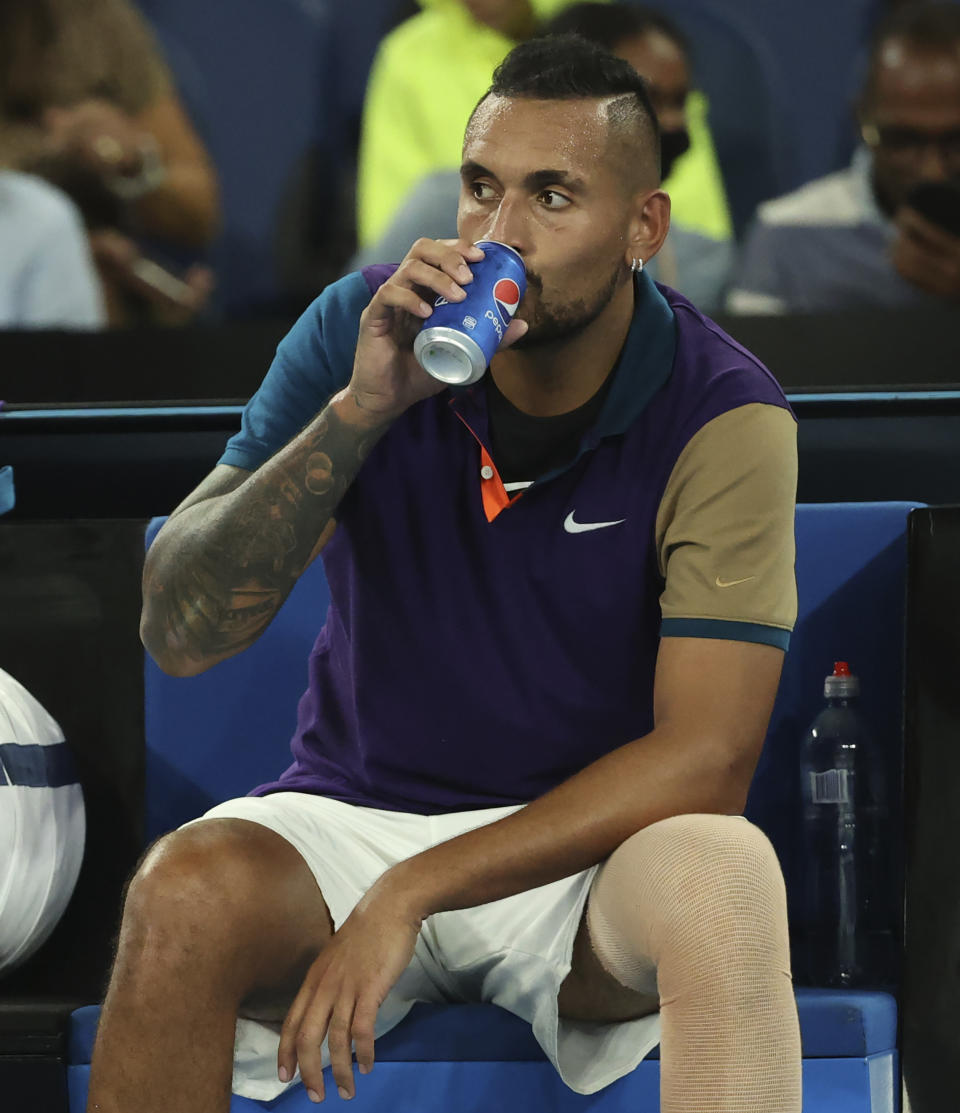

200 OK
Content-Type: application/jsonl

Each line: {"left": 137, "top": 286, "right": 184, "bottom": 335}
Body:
{"left": 485, "top": 197, "right": 527, "bottom": 254}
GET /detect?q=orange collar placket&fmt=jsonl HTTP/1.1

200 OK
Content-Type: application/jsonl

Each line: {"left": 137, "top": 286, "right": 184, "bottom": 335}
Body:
{"left": 454, "top": 412, "right": 523, "bottom": 523}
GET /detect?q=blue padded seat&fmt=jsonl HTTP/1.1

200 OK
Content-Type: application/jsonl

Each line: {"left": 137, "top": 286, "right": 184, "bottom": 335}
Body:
{"left": 66, "top": 991, "right": 898, "bottom": 1066}
{"left": 67, "top": 503, "right": 914, "bottom": 1112}
{"left": 68, "top": 989, "right": 897, "bottom": 1112}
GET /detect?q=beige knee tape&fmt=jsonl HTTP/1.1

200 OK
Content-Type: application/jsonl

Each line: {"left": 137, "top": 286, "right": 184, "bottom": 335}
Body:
{"left": 585, "top": 814, "right": 801, "bottom": 1112}
{"left": 586, "top": 814, "right": 792, "bottom": 989}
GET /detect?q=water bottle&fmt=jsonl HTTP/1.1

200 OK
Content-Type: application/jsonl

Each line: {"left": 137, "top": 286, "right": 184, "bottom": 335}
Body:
{"left": 799, "top": 661, "right": 894, "bottom": 986}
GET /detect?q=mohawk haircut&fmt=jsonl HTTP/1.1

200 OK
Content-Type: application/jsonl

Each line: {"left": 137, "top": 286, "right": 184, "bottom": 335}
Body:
{"left": 472, "top": 33, "right": 662, "bottom": 183}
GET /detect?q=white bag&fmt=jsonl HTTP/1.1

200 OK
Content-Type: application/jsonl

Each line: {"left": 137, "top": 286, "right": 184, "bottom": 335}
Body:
{"left": 0, "top": 668, "right": 85, "bottom": 975}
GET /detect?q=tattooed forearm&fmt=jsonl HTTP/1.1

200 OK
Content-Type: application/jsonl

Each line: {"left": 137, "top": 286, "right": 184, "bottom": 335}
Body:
{"left": 141, "top": 391, "right": 392, "bottom": 675}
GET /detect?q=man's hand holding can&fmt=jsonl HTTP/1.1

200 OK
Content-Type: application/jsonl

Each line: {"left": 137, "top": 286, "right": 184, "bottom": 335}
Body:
{"left": 347, "top": 239, "right": 528, "bottom": 424}
{"left": 414, "top": 240, "right": 528, "bottom": 385}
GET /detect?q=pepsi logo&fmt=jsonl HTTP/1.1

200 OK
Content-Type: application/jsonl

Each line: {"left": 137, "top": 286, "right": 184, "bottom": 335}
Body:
{"left": 493, "top": 278, "right": 521, "bottom": 323}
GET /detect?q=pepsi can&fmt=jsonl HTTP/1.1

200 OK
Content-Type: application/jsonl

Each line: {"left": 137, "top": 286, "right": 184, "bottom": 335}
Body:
{"left": 414, "top": 241, "right": 526, "bottom": 385}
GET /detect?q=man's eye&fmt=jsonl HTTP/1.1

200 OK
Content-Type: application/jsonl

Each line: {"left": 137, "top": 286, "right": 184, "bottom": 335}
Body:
{"left": 539, "top": 190, "right": 571, "bottom": 209}
{"left": 470, "top": 181, "right": 496, "bottom": 200}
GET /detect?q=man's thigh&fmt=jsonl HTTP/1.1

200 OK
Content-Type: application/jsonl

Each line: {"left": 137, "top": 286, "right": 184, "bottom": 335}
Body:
{"left": 557, "top": 898, "right": 660, "bottom": 1023}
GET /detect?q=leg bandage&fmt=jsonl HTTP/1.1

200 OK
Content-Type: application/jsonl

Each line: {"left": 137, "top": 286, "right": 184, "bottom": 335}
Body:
{"left": 586, "top": 814, "right": 802, "bottom": 1113}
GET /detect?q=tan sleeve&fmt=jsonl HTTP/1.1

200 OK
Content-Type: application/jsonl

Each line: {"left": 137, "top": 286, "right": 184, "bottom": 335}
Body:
{"left": 655, "top": 403, "right": 798, "bottom": 648}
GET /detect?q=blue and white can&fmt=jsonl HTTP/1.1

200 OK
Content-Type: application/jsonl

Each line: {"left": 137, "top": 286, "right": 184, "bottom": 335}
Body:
{"left": 414, "top": 240, "right": 527, "bottom": 385}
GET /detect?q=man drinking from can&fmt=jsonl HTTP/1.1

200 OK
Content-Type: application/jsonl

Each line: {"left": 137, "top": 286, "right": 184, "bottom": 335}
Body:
{"left": 88, "top": 33, "right": 801, "bottom": 1113}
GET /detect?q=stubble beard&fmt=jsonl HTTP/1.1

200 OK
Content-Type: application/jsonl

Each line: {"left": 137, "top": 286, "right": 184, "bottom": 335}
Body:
{"left": 510, "top": 261, "right": 627, "bottom": 350}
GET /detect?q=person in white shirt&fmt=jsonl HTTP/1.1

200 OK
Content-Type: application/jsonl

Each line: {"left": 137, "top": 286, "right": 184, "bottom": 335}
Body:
{"left": 0, "top": 171, "right": 105, "bottom": 329}
{"left": 728, "top": 3, "right": 960, "bottom": 315}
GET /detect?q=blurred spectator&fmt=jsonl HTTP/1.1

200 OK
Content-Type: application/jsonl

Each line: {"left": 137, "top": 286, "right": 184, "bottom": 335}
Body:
{"left": 543, "top": 3, "right": 731, "bottom": 242}
{"left": 728, "top": 3, "right": 960, "bottom": 314}
{"left": 0, "top": 171, "right": 105, "bottom": 329}
{"left": 353, "top": 5, "right": 732, "bottom": 310}
{"left": 0, "top": 0, "right": 219, "bottom": 324}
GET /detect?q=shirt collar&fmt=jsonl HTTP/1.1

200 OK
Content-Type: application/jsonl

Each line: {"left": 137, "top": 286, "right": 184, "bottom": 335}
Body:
{"left": 591, "top": 269, "right": 678, "bottom": 440}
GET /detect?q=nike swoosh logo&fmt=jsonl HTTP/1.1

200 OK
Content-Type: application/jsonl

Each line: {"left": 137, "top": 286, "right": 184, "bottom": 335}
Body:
{"left": 564, "top": 511, "right": 626, "bottom": 534}
{"left": 715, "top": 575, "right": 757, "bottom": 588}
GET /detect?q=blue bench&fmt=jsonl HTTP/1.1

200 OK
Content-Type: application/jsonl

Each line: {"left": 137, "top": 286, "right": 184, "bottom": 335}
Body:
{"left": 66, "top": 502, "right": 914, "bottom": 1112}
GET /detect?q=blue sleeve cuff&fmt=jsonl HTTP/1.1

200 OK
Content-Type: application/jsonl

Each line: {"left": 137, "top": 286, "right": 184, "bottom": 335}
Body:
{"left": 219, "top": 272, "right": 370, "bottom": 472}
{"left": 660, "top": 617, "right": 791, "bottom": 650}
{"left": 218, "top": 447, "right": 265, "bottom": 471}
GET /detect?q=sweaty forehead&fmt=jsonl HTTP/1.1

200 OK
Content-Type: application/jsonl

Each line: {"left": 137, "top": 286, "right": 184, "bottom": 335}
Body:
{"left": 464, "top": 95, "right": 614, "bottom": 174}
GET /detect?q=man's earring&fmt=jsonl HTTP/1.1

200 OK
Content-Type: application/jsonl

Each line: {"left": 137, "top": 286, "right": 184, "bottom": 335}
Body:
{"left": 631, "top": 257, "right": 644, "bottom": 273}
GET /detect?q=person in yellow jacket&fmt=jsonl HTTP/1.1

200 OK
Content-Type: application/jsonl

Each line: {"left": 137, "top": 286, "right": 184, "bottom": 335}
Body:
{"left": 356, "top": 0, "right": 732, "bottom": 249}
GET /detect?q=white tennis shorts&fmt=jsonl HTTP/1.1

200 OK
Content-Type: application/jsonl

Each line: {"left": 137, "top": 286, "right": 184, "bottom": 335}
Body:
{"left": 185, "top": 792, "right": 662, "bottom": 1101}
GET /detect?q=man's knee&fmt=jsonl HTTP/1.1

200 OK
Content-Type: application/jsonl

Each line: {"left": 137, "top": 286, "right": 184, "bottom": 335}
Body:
{"left": 602, "top": 814, "right": 789, "bottom": 972}
{"left": 120, "top": 819, "right": 313, "bottom": 967}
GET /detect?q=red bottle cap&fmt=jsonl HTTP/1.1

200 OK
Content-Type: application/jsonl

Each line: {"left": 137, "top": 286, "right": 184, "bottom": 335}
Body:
{"left": 825, "top": 660, "right": 859, "bottom": 697}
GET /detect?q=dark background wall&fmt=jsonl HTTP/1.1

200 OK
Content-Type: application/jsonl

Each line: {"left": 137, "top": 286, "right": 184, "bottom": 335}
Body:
{"left": 5, "top": 397, "right": 960, "bottom": 522}
{"left": 3, "top": 310, "right": 960, "bottom": 519}
{"left": 0, "top": 521, "right": 147, "bottom": 1112}
{"left": 902, "top": 507, "right": 960, "bottom": 1113}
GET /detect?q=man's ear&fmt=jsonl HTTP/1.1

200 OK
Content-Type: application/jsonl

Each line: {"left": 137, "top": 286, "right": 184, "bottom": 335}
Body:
{"left": 625, "top": 189, "right": 671, "bottom": 268}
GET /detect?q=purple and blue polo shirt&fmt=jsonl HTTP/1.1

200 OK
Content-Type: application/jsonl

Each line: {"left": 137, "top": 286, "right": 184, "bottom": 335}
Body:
{"left": 221, "top": 267, "right": 798, "bottom": 815}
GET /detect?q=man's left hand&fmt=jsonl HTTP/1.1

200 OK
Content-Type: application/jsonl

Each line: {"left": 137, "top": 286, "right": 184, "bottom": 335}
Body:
{"left": 892, "top": 206, "right": 960, "bottom": 301}
{"left": 277, "top": 883, "right": 422, "bottom": 1102}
